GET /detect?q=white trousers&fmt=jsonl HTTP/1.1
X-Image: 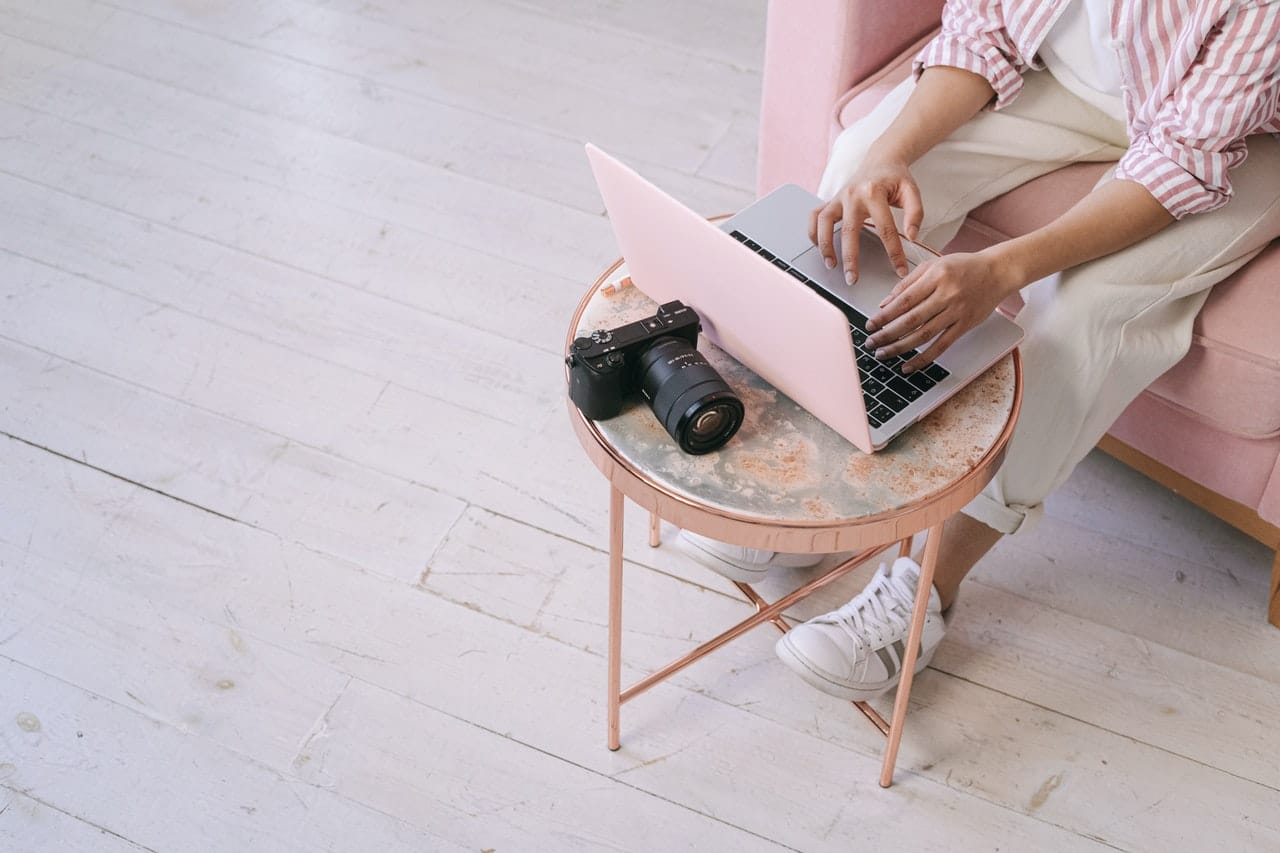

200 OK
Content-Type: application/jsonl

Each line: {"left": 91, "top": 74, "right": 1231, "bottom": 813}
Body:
{"left": 819, "top": 70, "right": 1280, "bottom": 534}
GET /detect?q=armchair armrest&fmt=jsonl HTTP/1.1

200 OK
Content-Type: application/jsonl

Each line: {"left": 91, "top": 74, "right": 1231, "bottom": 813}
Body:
{"left": 757, "top": 0, "right": 944, "bottom": 196}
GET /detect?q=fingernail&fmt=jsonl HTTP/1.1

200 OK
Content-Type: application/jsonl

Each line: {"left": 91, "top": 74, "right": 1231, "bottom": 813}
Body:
{"left": 825, "top": 257, "right": 835, "bottom": 269}
{"left": 865, "top": 335, "right": 877, "bottom": 348}
{"left": 895, "top": 265, "right": 907, "bottom": 277}
{"left": 874, "top": 348, "right": 887, "bottom": 359}
{"left": 878, "top": 296, "right": 890, "bottom": 307}
{"left": 845, "top": 271, "right": 855, "bottom": 285}
{"left": 865, "top": 320, "right": 877, "bottom": 332}
{"left": 902, "top": 364, "right": 915, "bottom": 374}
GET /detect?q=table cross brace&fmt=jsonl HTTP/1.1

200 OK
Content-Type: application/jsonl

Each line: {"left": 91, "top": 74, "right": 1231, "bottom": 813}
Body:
{"left": 606, "top": 487, "right": 942, "bottom": 787}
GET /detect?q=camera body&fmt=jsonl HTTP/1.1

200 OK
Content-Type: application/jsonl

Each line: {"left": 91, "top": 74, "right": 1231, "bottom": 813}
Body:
{"left": 566, "top": 300, "right": 700, "bottom": 419}
{"left": 566, "top": 300, "right": 744, "bottom": 455}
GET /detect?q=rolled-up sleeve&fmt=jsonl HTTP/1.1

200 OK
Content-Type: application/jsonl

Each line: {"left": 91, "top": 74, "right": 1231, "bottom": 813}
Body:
{"left": 913, "top": 0, "right": 1026, "bottom": 109}
{"left": 1114, "top": 1, "right": 1280, "bottom": 218}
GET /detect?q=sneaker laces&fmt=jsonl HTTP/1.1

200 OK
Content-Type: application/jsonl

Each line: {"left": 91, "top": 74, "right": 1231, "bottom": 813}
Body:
{"left": 822, "top": 563, "right": 918, "bottom": 650}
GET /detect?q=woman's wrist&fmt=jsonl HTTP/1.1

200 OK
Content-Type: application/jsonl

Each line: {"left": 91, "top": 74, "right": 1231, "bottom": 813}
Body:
{"left": 976, "top": 180, "right": 1176, "bottom": 295}
{"left": 977, "top": 241, "right": 1035, "bottom": 297}
{"left": 870, "top": 127, "right": 930, "bottom": 168}
{"left": 860, "top": 138, "right": 914, "bottom": 172}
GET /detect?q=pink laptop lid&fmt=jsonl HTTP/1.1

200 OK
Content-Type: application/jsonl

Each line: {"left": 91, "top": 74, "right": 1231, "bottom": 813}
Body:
{"left": 585, "top": 143, "right": 874, "bottom": 453}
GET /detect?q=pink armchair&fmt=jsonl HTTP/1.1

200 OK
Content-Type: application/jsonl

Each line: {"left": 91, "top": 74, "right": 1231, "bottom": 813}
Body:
{"left": 758, "top": 0, "right": 1280, "bottom": 628}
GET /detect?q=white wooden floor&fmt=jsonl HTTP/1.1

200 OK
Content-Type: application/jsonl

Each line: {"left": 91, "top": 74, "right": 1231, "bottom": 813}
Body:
{"left": 1, "top": 1, "right": 1277, "bottom": 850}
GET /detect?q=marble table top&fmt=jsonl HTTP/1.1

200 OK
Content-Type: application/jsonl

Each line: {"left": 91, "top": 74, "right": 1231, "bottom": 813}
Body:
{"left": 572, "top": 262, "right": 1017, "bottom": 525}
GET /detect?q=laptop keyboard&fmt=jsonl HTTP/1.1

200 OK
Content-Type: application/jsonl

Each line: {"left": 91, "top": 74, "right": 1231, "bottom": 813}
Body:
{"left": 729, "top": 229, "right": 950, "bottom": 429}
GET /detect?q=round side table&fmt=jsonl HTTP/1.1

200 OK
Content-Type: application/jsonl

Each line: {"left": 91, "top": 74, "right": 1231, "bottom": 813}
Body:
{"left": 566, "top": 257, "right": 1021, "bottom": 787}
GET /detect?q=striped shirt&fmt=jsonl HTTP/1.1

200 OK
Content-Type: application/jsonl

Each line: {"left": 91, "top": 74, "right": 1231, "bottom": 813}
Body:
{"left": 914, "top": 0, "right": 1280, "bottom": 218}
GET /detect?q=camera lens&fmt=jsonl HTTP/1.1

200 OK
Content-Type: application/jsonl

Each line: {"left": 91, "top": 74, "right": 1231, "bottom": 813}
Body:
{"left": 691, "top": 408, "right": 726, "bottom": 438}
{"left": 638, "top": 337, "right": 744, "bottom": 455}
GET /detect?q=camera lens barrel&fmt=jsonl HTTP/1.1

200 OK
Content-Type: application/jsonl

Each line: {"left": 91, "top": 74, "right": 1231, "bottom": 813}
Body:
{"left": 638, "top": 338, "right": 744, "bottom": 455}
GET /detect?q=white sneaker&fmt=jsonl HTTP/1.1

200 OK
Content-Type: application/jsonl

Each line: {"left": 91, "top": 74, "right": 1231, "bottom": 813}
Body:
{"left": 775, "top": 557, "right": 945, "bottom": 701}
{"left": 678, "top": 529, "right": 824, "bottom": 584}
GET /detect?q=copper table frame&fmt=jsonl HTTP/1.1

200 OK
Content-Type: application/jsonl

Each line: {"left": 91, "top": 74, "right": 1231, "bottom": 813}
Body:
{"left": 567, "top": 258, "right": 1023, "bottom": 788}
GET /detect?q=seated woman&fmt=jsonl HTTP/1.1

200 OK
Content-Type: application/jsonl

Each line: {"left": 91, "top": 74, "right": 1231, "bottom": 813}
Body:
{"left": 684, "top": 0, "right": 1280, "bottom": 701}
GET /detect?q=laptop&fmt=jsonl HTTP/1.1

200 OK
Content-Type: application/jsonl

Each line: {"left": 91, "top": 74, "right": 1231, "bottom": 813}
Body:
{"left": 584, "top": 143, "right": 1023, "bottom": 454}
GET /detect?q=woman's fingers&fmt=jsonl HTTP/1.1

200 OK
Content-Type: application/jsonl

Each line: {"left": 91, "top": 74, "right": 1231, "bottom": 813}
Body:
{"left": 839, "top": 221, "right": 862, "bottom": 283}
{"left": 902, "top": 326, "right": 962, "bottom": 374}
{"left": 872, "top": 315, "right": 950, "bottom": 359}
{"left": 814, "top": 200, "right": 847, "bottom": 272}
{"left": 810, "top": 158, "right": 926, "bottom": 285}
{"left": 868, "top": 296, "right": 944, "bottom": 350}
{"left": 808, "top": 204, "right": 826, "bottom": 261}
{"left": 867, "top": 196, "right": 909, "bottom": 278}
{"left": 866, "top": 272, "right": 935, "bottom": 335}
{"left": 899, "top": 177, "right": 924, "bottom": 243}
{"left": 838, "top": 199, "right": 868, "bottom": 283}
{"left": 876, "top": 260, "right": 930, "bottom": 312}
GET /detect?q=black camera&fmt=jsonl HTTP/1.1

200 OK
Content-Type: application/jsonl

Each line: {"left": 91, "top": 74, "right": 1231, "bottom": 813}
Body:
{"left": 566, "top": 300, "right": 744, "bottom": 455}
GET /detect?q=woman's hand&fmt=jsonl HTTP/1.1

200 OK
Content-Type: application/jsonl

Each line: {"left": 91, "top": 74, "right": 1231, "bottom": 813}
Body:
{"left": 807, "top": 66, "right": 997, "bottom": 285}
{"left": 858, "top": 177, "right": 1177, "bottom": 374}
{"left": 808, "top": 155, "right": 923, "bottom": 283}
{"left": 864, "top": 251, "right": 1021, "bottom": 374}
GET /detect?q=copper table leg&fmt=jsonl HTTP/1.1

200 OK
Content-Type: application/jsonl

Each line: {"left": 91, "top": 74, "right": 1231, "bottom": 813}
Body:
{"left": 607, "top": 486, "right": 625, "bottom": 751}
{"left": 879, "top": 522, "right": 943, "bottom": 786}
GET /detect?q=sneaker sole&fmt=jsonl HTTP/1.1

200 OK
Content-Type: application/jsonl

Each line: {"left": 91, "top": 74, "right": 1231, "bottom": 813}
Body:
{"left": 680, "top": 535, "right": 819, "bottom": 581}
{"left": 681, "top": 541, "right": 772, "bottom": 583}
{"left": 775, "top": 634, "right": 937, "bottom": 702}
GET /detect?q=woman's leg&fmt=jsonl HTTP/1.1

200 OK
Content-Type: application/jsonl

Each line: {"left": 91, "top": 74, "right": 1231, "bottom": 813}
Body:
{"left": 929, "top": 513, "right": 1002, "bottom": 610}
{"left": 964, "top": 133, "right": 1280, "bottom": 541}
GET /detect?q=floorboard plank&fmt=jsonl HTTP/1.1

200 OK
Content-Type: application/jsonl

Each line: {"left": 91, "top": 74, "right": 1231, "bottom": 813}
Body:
{"left": 0, "top": 28, "right": 753, "bottom": 223}
{"left": 0, "top": 340, "right": 466, "bottom": 576}
{"left": 0, "top": 0, "right": 750, "bottom": 182}
{"left": 0, "top": 238, "right": 667, "bottom": 551}
{"left": 103, "top": 0, "right": 761, "bottom": 145}
{"left": 0, "top": 98, "right": 610, "bottom": 298}
{"left": 0, "top": 787, "right": 153, "bottom": 853}
{"left": 0, "top": 656, "right": 497, "bottom": 853}
{"left": 426, "top": 0, "right": 767, "bottom": 71}
{"left": 0, "top": 142, "right": 585, "bottom": 359}
{"left": 975, "top": 510, "right": 1279, "bottom": 683}
{"left": 0, "top": 550, "right": 353, "bottom": 773}
{"left": 1053, "top": 451, "right": 1275, "bottom": 588}
{"left": 0, "top": 168, "right": 563, "bottom": 429}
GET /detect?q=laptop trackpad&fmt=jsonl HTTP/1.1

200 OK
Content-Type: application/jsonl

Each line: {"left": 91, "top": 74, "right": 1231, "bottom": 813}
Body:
{"left": 787, "top": 241, "right": 899, "bottom": 316}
